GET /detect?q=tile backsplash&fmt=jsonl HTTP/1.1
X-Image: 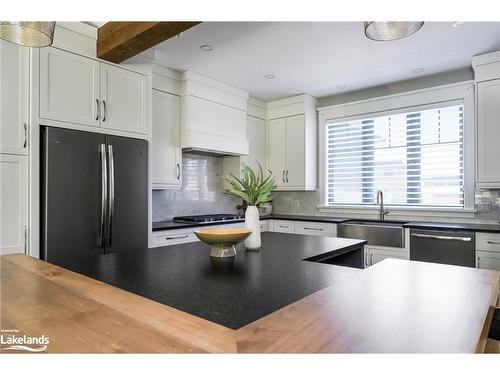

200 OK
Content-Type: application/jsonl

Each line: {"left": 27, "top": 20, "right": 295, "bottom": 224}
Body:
{"left": 152, "top": 154, "right": 241, "bottom": 221}
{"left": 271, "top": 188, "right": 500, "bottom": 223}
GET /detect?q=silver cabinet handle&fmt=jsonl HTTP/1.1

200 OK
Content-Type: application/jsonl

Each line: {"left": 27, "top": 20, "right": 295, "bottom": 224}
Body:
{"left": 279, "top": 225, "right": 289, "bottom": 228}
{"left": 95, "top": 99, "right": 100, "bottom": 121}
{"left": 106, "top": 145, "right": 115, "bottom": 246}
{"left": 23, "top": 225, "right": 27, "bottom": 253}
{"left": 23, "top": 123, "right": 28, "bottom": 148}
{"left": 102, "top": 100, "right": 107, "bottom": 122}
{"left": 477, "top": 256, "right": 480, "bottom": 268}
{"left": 166, "top": 234, "right": 189, "bottom": 240}
{"left": 282, "top": 170, "right": 285, "bottom": 183}
{"left": 370, "top": 253, "right": 373, "bottom": 265}
{"left": 364, "top": 251, "right": 368, "bottom": 268}
{"left": 411, "top": 233, "right": 472, "bottom": 242}
{"left": 303, "top": 227, "right": 324, "bottom": 231}
{"left": 98, "top": 144, "right": 107, "bottom": 247}
{"left": 486, "top": 240, "right": 500, "bottom": 245}
{"left": 176, "top": 163, "right": 180, "bottom": 180}
{"left": 286, "top": 170, "right": 289, "bottom": 183}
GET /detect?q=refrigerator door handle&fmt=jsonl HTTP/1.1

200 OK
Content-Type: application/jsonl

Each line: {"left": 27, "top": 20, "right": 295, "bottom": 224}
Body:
{"left": 106, "top": 144, "right": 115, "bottom": 246}
{"left": 98, "top": 144, "right": 107, "bottom": 247}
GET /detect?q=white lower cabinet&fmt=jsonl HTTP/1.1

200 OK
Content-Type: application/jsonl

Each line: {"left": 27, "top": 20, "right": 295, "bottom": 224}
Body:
{"left": 0, "top": 154, "right": 28, "bottom": 255}
{"left": 294, "top": 221, "right": 336, "bottom": 236}
{"left": 476, "top": 251, "right": 500, "bottom": 271}
{"left": 152, "top": 221, "right": 271, "bottom": 248}
{"left": 364, "top": 246, "right": 409, "bottom": 268}
{"left": 272, "top": 220, "right": 295, "bottom": 234}
{"left": 475, "top": 232, "right": 500, "bottom": 271}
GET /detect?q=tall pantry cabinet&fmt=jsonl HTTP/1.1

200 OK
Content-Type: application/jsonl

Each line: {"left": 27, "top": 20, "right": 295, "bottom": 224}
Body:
{"left": 0, "top": 40, "right": 29, "bottom": 255}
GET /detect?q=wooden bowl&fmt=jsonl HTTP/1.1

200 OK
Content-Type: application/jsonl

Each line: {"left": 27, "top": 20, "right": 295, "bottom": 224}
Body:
{"left": 194, "top": 228, "right": 252, "bottom": 258}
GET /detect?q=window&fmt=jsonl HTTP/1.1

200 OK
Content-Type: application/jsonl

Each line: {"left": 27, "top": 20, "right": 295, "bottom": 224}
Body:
{"left": 324, "top": 102, "right": 465, "bottom": 208}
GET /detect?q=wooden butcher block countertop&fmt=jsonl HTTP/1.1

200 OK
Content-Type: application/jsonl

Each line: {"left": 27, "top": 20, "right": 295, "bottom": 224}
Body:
{"left": 1, "top": 254, "right": 498, "bottom": 353}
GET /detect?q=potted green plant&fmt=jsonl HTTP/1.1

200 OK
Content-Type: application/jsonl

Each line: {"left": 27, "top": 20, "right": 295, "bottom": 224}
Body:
{"left": 222, "top": 163, "right": 277, "bottom": 249}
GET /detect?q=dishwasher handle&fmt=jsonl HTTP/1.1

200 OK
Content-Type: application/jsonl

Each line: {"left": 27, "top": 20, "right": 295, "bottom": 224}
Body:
{"left": 410, "top": 233, "right": 472, "bottom": 242}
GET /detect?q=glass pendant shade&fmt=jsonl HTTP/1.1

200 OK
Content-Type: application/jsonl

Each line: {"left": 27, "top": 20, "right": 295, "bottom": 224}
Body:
{"left": 364, "top": 21, "right": 424, "bottom": 41}
{"left": 0, "top": 21, "right": 55, "bottom": 47}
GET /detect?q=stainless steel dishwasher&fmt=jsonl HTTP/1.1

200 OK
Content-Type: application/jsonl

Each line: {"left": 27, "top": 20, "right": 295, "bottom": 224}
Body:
{"left": 410, "top": 229, "right": 475, "bottom": 267}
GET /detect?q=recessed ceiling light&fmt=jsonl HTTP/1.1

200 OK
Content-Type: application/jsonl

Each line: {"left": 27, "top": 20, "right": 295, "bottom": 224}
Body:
{"left": 452, "top": 22, "right": 466, "bottom": 28}
{"left": 200, "top": 44, "right": 213, "bottom": 51}
{"left": 337, "top": 85, "right": 346, "bottom": 90}
{"left": 412, "top": 68, "right": 424, "bottom": 74}
{"left": 264, "top": 74, "right": 275, "bottom": 79}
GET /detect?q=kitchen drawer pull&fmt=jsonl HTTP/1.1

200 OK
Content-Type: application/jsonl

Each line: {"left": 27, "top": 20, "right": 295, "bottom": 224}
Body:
{"left": 165, "top": 234, "right": 189, "bottom": 240}
{"left": 411, "top": 233, "right": 472, "bottom": 242}
{"left": 23, "top": 123, "right": 28, "bottom": 148}
{"left": 477, "top": 256, "right": 480, "bottom": 268}
{"left": 95, "top": 99, "right": 100, "bottom": 120}
{"left": 370, "top": 253, "right": 373, "bottom": 265}
{"left": 176, "top": 163, "right": 181, "bottom": 180}
{"left": 279, "top": 225, "right": 289, "bottom": 228}
{"left": 486, "top": 240, "right": 500, "bottom": 245}
{"left": 286, "top": 170, "right": 289, "bottom": 183}
{"left": 303, "top": 227, "right": 324, "bottom": 231}
{"left": 282, "top": 170, "right": 285, "bottom": 183}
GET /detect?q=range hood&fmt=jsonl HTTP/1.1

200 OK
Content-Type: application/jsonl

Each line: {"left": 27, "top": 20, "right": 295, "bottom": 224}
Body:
{"left": 180, "top": 71, "right": 250, "bottom": 157}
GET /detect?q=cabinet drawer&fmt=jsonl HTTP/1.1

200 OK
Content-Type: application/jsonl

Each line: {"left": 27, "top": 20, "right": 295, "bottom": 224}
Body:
{"left": 294, "top": 221, "right": 336, "bottom": 236}
{"left": 152, "top": 231, "right": 199, "bottom": 247}
{"left": 273, "top": 220, "right": 295, "bottom": 233}
{"left": 476, "top": 250, "right": 500, "bottom": 271}
{"left": 259, "top": 220, "right": 271, "bottom": 232}
{"left": 476, "top": 232, "right": 500, "bottom": 253}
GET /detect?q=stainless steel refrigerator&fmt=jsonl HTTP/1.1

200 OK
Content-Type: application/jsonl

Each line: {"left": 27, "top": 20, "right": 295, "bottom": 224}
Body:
{"left": 41, "top": 126, "right": 148, "bottom": 267}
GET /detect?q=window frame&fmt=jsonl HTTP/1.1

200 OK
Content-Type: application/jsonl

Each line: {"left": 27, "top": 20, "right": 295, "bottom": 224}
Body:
{"left": 317, "top": 81, "right": 475, "bottom": 216}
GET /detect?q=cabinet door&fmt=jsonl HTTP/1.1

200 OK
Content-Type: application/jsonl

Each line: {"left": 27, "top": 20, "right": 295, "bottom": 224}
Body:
{"left": 0, "top": 154, "right": 28, "bottom": 255}
{"left": 366, "top": 247, "right": 408, "bottom": 267}
{"left": 476, "top": 251, "right": 500, "bottom": 271}
{"left": 0, "top": 41, "right": 29, "bottom": 155}
{"left": 100, "top": 63, "right": 148, "bottom": 134}
{"left": 152, "top": 90, "right": 181, "bottom": 189}
{"left": 242, "top": 116, "right": 267, "bottom": 171}
{"left": 268, "top": 118, "right": 287, "bottom": 187}
{"left": 285, "top": 115, "right": 306, "bottom": 187}
{"left": 477, "top": 79, "right": 500, "bottom": 185}
{"left": 39, "top": 47, "right": 100, "bottom": 127}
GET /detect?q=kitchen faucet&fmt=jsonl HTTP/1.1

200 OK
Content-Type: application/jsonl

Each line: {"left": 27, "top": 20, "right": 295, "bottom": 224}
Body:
{"left": 376, "top": 190, "right": 390, "bottom": 221}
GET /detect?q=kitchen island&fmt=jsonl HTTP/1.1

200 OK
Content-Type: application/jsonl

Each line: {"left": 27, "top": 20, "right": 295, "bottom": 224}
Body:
{"left": 1, "top": 233, "right": 499, "bottom": 353}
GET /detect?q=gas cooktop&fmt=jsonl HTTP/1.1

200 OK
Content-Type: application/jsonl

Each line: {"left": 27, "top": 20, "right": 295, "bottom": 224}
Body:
{"left": 172, "top": 214, "right": 244, "bottom": 224}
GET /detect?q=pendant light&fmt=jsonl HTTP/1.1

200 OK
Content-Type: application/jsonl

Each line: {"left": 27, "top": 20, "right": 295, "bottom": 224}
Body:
{"left": 364, "top": 21, "right": 424, "bottom": 41}
{"left": 0, "top": 21, "right": 55, "bottom": 47}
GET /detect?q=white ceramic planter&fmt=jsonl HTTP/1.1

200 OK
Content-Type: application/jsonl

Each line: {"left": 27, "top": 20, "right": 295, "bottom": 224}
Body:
{"left": 244, "top": 205, "right": 261, "bottom": 250}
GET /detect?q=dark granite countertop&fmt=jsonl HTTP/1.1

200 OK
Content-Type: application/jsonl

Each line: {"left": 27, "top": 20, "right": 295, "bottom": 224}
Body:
{"left": 403, "top": 221, "right": 500, "bottom": 233}
{"left": 64, "top": 233, "right": 365, "bottom": 329}
{"left": 153, "top": 214, "right": 348, "bottom": 231}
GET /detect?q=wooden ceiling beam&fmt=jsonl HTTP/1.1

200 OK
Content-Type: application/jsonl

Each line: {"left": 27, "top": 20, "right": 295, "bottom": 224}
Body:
{"left": 97, "top": 21, "right": 201, "bottom": 64}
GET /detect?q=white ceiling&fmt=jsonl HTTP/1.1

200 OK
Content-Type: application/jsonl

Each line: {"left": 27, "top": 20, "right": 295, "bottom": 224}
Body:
{"left": 151, "top": 22, "right": 500, "bottom": 101}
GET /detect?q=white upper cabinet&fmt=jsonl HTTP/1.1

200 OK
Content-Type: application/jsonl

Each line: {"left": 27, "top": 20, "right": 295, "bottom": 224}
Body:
{"left": 100, "top": 63, "right": 148, "bottom": 134}
{"left": 473, "top": 51, "right": 500, "bottom": 187}
{"left": 0, "top": 154, "right": 28, "bottom": 255}
{"left": 268, "top": 117, "right": 287, "bottom": 187}
{"left": 476, "top": 79, "right": 500, "bottom": 186}
{"left": 267, "top": 95, "right": 317, "bottom": 191}
{"left": 40, "top": 47, "right": 100, "bottom": 128}
{"left": 39, "top": 47, "right": 148, "bottom": 135}
{"left": 152, "top": 89, "right": 182, "bottom": 189}
{"left": 0, "top": 41, "right": 29, "bottom": 155}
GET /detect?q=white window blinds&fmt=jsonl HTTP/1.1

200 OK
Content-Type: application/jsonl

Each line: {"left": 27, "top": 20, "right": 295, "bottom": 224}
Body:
{"left": 326, "top": 103, "right": 464, "bottom": 207}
